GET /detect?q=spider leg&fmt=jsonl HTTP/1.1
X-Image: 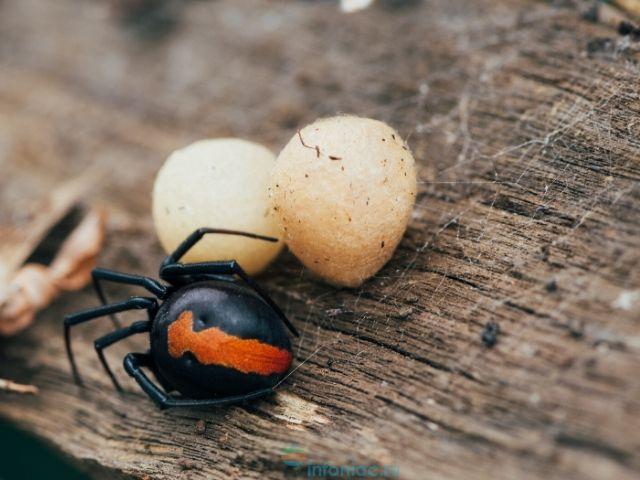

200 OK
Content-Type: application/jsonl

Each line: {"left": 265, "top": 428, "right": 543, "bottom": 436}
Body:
{"left": 64, "top": 297, "right": 158, "bottom": 386}
{"left": 163, "top": 388, "right": 276, "bottom": 410}
{"left": 123, "top": 353, "right": 275, "bottom": 410}
{"left": 161, "top": 227, "right": 278, "bottom": 268}
{"left": 160, "top": 261, "right": 298, "bottom": 337}
{"left": 94, "top": 320, "right": 151, "bottom": 392}
{"left": 92, "top": 268, "right": 167, "bottom": 328}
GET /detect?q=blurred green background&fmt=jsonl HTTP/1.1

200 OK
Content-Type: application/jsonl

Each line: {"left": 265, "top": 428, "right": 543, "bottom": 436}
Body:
{"left": 0, "top": 418, "right": 89, "bottom": 480}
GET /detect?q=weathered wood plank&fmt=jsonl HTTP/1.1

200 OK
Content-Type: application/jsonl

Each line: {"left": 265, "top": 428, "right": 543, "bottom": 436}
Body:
{"left": 0, "top": 1, "right": 639, "bottom": 479}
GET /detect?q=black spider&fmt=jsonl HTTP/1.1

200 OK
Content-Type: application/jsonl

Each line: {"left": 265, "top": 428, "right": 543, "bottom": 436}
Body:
{"left": 64, "top": 228, "right": 298, "bottom": 409}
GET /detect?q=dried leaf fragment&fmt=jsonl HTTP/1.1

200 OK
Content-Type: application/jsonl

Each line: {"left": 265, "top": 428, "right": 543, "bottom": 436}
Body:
{"left": 0, "top": 208, "right": 107, "bottom": 336}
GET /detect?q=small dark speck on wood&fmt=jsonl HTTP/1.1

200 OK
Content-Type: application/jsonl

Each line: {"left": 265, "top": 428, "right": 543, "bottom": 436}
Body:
{"left": 540, "top": 244, "right": 550, "bottom": 260}
{"left": 195, "top": 419, "right": 206, "bottom": 435}
{"left": 481, "top": 322, "right": 500, "bottom": 348}
{"left": 178, "top": 458, "right": 198, "bottom": 470}
{"left": 586, "top": 37, "right": 616, "bottom": 56}
{"left": 618, "top": 21, "right": 640, "bottom": 39}
{"left": 567, "top": 319, "right": 584, "bottom": 339}
{"left": 406, "top": 294, "right": 419, "bottom": 304}
{"left": 545, "top": 279, "right": 557, "bottom": 293}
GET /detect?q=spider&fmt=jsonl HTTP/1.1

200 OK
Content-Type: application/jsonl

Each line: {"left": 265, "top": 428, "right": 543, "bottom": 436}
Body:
{"left": 64, "top": 228, "right": 298, "bottom": 409}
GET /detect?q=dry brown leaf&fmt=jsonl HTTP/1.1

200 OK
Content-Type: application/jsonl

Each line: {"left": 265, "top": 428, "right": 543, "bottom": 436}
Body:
{"left": 0, "top": 208, "right": 107, "bottom": 336}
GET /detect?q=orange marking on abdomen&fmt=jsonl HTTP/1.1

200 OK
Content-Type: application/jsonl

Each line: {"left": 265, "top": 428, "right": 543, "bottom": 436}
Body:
{"left": 167, "top": 311, "right": 292, "bottom": 376}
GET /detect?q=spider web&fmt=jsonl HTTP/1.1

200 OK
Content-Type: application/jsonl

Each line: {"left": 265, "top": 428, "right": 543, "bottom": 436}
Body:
{"left": 273, "top": 10, "right": 640, "bottom": 406}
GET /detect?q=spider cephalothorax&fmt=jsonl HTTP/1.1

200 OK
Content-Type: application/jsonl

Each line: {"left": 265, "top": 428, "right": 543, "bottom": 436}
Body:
{"left": 64, "top": 228, "right": 298, "bottom": 409}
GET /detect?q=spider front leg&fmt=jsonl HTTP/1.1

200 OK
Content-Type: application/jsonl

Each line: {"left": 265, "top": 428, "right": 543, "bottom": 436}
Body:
{"left": 64, "top": 297, "right": 158, "bottom": 386}
{"left": 159, "top": 260, "right": 298, "bottom": 337}
{"left": 161, "top": 227, "right": 278, "bottom": 268}
{"left": 94, "top": 320, "right": 151, "bottom": 391}
{"left": 91, "top": 268, "right": 167, "bottom": 328}
{"left": 123, "top": 353, "right": 276, "bottom": 410}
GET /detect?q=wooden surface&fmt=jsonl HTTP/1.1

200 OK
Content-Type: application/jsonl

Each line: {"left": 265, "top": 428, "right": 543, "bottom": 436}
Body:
{"left": 1, "top": 1, "right": 639, "bottom": 479}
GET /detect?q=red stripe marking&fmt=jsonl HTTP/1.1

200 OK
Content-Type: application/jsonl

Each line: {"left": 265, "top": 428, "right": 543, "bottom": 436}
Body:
{"left": 167, "top": 311, "right": 292, "bottom": 376}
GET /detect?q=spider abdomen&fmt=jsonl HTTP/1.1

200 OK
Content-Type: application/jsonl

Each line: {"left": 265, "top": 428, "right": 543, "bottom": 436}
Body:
{"left": 150, "top": 281, "right": 292, "bottom": 399}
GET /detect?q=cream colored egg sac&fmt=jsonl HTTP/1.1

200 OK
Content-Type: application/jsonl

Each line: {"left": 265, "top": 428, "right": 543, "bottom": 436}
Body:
{"left": 270, "top": 116, "right": 417, "bottom": 287}
{"left": 153, "top": 139, "right": 284, "bottom": 276}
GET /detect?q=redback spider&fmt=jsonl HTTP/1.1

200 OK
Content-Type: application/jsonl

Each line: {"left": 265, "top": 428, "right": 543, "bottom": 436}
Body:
{"left": 64, "top": 228, "right": 298, "bottom": 409}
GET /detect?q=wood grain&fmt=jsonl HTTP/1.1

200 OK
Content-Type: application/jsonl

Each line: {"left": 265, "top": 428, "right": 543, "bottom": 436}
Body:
{"left": 0, "top": 1, "right": 639, "bottom": 479}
